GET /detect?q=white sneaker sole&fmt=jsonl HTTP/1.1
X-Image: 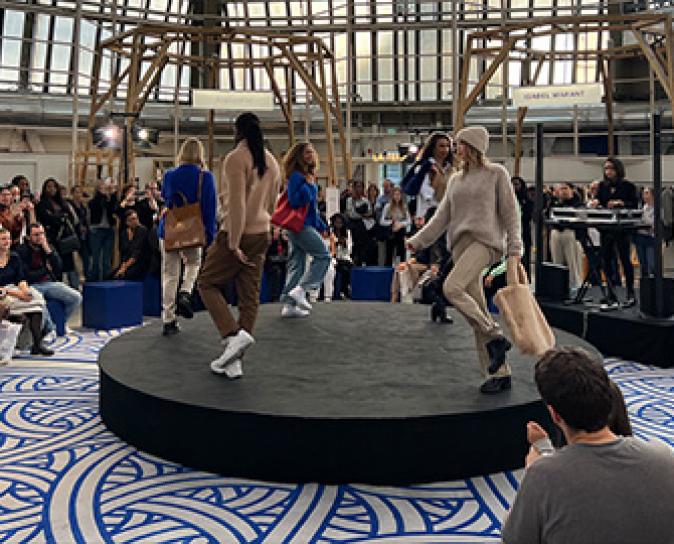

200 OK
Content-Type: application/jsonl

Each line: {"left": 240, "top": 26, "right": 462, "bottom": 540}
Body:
{"left": 211, "top": 358, "right": 243, "bottom": 379}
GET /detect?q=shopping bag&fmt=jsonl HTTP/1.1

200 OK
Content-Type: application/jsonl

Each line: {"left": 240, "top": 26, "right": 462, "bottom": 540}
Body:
{"left": 271, "top": 191, "right": 308, "bottom": 233}
{"left": 494, "top": 259, "right": 555, "bottom": 356}
{"left": 0, "top": 322, "right": 22, "bottom": 364}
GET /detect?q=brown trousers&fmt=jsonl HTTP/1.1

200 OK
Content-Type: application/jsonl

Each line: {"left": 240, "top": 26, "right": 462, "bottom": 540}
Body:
{"left": 197, "top": 231, "right": 270, "bottom": 338}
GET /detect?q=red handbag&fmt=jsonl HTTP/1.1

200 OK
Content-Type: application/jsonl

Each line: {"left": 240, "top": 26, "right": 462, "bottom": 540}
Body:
{"left": 271, "top": 191, "right": 308, "bottom": 233}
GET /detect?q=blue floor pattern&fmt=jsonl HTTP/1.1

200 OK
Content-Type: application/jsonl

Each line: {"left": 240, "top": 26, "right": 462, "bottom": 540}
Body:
{"left": 0, "top": 329, "right": 672, "bottom": 543}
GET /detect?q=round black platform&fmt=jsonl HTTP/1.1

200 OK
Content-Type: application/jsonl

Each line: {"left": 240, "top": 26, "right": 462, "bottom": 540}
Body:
{"left": 99, "top": 303, "right": 597, "bottom": 484}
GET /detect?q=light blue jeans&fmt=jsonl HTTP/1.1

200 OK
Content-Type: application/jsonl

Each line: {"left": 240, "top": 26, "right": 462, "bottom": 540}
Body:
{"left": 280, "top": 226, "right": 331, "bottom": 306}
{"left": 33, "top": 282, "right": 82, "bottom": 333}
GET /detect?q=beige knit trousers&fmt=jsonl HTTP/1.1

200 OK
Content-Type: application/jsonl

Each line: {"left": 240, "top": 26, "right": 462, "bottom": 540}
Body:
{"left": 443, "top": 236, "right": 511, "bottom": 378}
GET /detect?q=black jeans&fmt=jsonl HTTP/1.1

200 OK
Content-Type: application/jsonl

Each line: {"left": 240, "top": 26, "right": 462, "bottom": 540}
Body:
{"left": 385, "top": 230, "right": 406, "bottom": 266}
{"left": 600, "top": 231, "right": 634, "bottom": 293}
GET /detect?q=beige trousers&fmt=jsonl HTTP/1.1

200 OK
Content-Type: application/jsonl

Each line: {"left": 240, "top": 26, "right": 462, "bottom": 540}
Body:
{"left": 550, "top": 229, "right": 582, "bottom": 288}
{"left": 443, "top": 236, "right": 511, "bottom": 378}
{"left": 161, "top": 241, "right": 202, "bottom": 323}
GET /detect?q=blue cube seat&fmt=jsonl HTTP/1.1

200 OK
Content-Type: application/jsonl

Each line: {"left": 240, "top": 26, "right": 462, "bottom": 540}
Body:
{"left": 350, "top": 266, "right": 394, "bottom": 301}
{"left": 142, "top": 274, "right": 161, "bottom": 317}
{"left": 83, "top": 281, "right": 143, "bottom": 330}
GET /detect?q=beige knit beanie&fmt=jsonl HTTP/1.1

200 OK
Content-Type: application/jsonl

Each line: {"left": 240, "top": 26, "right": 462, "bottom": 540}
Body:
{"left": 456, "top": 126, "right": 489, "bottom": 154}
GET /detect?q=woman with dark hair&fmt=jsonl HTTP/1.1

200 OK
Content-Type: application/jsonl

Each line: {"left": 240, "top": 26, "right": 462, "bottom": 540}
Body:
{"left": 511, "top": 176, "right": 533, "bottom": 278}
{"left": 35, "top": 178, "right": 78, "bottom": 286}
{"left": 159, "top": 138, "right": 217, "bottom": 336}
{"left": 278, "top": 142, "right": 331, "bottom": 318}
{"left": 408, "top": 126, "right": 521, "bottom": 395}
{"left": 198, "top": 113, "right": 280, "bottom": 378}
{"left": 401, "top": 132, "right": 454, "bottom": 220}
{"left": 330, "top": 213, "right": 352, "bottom": 299}
{"left": 345, "top": 180, "right": 371, "bottom": 266}
{"left": 591, "top": 157, "right": 638, "bottom": 306}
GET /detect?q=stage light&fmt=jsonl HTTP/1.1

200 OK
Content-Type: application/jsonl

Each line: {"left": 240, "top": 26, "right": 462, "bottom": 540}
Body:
{"left": 138, "top": 128, "right": 149, "bottom": 141}
{"left": 408, "top": 144, "right": 419, "bottom": 155}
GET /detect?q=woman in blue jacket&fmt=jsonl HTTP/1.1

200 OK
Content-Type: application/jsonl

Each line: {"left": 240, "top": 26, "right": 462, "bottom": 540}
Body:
{"left": 158, "top": 138, "right": 217, "bottom": 336}
{"left": 279, "top": 142, "right": 330, "bottom": 318}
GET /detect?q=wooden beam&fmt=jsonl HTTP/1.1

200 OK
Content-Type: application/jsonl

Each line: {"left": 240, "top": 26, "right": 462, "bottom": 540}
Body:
{"left": 330, "top": 53, "right": 351, "bottom": 181}
{"left": 600, "top": 57, "right": 615, "bottom": 156}
{"left": 632, "top": 28, "right": 674, "bottom": 104}
{"left": 316, "top": 48, "right": 336, "bottom": 187}
{"left": 264, "top": 62, "right": 293, "bottom": 140}
{"left": 459, "top": 37, "right": 515, "bottom": 125}
{"left": 455, "top": 37, "right": 474, "bottom": 131}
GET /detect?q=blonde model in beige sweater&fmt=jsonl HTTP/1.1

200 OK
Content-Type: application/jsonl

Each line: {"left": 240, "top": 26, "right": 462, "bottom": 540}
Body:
{"left": 198, "top": 113, "right": 281, "bottom": 379}
{"left": 408, "top": 126, "right": 522, "bottom": 394}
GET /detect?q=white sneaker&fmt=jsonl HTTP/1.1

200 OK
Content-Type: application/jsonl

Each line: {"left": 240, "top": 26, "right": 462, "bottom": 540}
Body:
{"left": 211, "top": 358, "right": 243, "bottom": 379}
{"left": 210, "top": 329, "right": 254, "bottom": 373}
{"left": 43, "top": 331, "right": 57, "bottom": 344}
{"left": 324, "top": 297, "right": 332, "bottom": 303}
{"left": 65, "top": 326, "right": 75, "bottom": 335}
{"left": 281, "top": 304, "right": 310, "bottom": 318}
{"left": 288, "top": 286, "right": 312, "bottom": 311}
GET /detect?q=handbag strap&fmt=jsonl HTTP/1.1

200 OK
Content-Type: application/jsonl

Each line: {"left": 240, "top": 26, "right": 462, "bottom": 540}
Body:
{"left": 506, "top": 258, "right": 528, "bottom": 287}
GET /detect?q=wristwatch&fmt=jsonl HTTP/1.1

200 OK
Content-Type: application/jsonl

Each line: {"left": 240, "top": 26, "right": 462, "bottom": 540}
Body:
{"left": 533, "top": 437, "right": 555, "bottom": 457}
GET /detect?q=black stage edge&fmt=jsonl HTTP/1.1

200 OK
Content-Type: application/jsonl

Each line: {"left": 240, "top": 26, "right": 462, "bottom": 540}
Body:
{"left": 99, "top": 303, "right": 596, "bottom": 484}
{"left": 540, "top": 287, "right": 674, "bottom": 368}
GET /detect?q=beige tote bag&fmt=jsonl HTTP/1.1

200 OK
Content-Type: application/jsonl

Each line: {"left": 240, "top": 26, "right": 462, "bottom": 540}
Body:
{"left": 494, "top": 259, "right": 555, "bottom": 356}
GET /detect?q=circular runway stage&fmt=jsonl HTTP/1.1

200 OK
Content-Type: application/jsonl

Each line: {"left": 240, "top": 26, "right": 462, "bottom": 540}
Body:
{"left": 99, "top": 303, "right": 596, "bottom": 484}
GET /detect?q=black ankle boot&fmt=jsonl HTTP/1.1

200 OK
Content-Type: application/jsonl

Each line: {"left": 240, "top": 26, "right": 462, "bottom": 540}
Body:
{"left": 176, "top": 292, "right": 194, "bottom": 319}
{"left": 31, "top": 343, "right": 54, "bottom": 356}
{"left": 162, "top": 320, "right": 180, "bottom": 336}
{"left": 486, "top": 336, "right": 512, "bottom": 374}
{"left": 431, "top": 303, "right": 453, "bottom": 324}
{"left": 480, "top": 376, "right": 512, "bottom": 394}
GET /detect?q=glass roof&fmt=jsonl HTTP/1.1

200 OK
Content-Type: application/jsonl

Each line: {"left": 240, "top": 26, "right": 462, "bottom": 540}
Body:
{"left": 0, "top": 1, "right": 662, "bottom": 107}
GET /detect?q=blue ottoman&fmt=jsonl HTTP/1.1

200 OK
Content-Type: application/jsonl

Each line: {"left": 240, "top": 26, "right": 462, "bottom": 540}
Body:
{"left": 83, "top": 281, "right": 143, "bottom": 330}
{"left": 142, "top": 274, "right": 161, "bottom": 317}
{"left": 46, "top": 299, "right": 66, "bottom": 337}
{"left": 351, "top": 266, "right": 394, "bottom": 301}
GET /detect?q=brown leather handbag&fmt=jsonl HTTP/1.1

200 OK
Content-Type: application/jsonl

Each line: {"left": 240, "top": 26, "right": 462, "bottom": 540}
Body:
{"left": 164, "top": 170, "right": 206, "bottom": 251}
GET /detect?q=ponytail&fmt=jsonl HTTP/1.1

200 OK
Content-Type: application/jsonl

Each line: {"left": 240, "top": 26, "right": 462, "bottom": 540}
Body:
{"left": 235, "top": 112, "right": 268, "bottom": 178}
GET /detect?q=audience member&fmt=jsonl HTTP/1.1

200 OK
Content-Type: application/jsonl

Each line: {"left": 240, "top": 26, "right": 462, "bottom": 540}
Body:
{"left": 549, "top": 182, "right": 583, "bottom": 294}
{"left": 108, "top": 210, "right": 149, "bottom": 280}
{"left": 634, "top": 186, "right": 655, "bottom": 278}
{"left": 87, "top": 179, "right": 118, "bottom": 281}
{"left": 0, "top": 185, "right": 24, "bottom": 246}
{"left": 264, "top": 226, "right": 288, "bottom": 302}
{"left": 502, "top": 347, "right": 674, "bottom": 544}
{"left": 136, "top": 180, "right": 164, "bottom": 230}
{"left": 35, "top": 178, "right": 80, "bottom": 288}
{"left": 380, "top": 186, "right": 411, "bottom": 266}
{"left": 330, "top": 213, "right": 352, "bottom": 300}
{"left": 68, "top": 186, "right": 91, "bottom": 284}
{"left": 345, "top": 180, "right": 372, "bottom": 266}
{"left": 17, "top": 223, "right": 82, "bottom": 337}
{"left": 0, "top": 227, "right": 53, "bottom": 355}
{"left": 511, "top": 176, "right": 533, "bottom": 278}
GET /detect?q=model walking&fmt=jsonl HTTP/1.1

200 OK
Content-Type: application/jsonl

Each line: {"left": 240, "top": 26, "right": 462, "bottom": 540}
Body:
{"left": 408, "top": 126, "right": 522, "bottom": 394}
{"left": 279, "top": 142, "right": 331, "bottom": 318}
{"left": 198, "top": 113, "right": 281, "bottom": 378}
{"left": 159, "top": 138, "right": 217, "bottom": 336}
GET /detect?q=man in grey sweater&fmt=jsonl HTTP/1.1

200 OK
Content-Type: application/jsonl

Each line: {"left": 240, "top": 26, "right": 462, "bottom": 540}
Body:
{"left": 408, "top": 126, "right": 521, "bottom": 394}
{"left": 502, "top": 347, "right": 674, "bottom": 544}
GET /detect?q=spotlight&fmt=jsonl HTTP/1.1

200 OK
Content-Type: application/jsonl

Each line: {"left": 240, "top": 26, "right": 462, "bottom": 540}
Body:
{"left": 138, "top": 128, "right": 149, "bottom": 141}
{"left": 92, "top": 122, "right": 122, "bottom": 149}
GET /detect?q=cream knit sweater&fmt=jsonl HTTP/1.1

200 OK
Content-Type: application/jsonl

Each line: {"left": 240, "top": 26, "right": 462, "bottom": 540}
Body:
{"left": 409, "top": 162, "right": 522, "bottom": 257}
{"left": 219, "top": 141, "right": 281, "bottom": 250}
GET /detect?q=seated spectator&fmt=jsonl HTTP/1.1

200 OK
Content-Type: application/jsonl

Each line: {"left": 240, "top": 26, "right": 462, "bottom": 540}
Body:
{"left": 264, "top": 227, "right": 288, "bottom": 302}
{"left": 107, "top": 210, "right": 149, "bottom": 280}
{"left": 502, "top": 347, "right": 674, "bottom": 544}
{"left": 17, "top": 223, "right": 82, "bottom": 337}
{"left": 0, "top": 227, "right": 53, "bottom": 356}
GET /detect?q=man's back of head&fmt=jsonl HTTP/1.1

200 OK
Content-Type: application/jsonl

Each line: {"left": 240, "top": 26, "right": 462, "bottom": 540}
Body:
{"left": 502, "top": 347, "right": 674, "bottom": 544}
